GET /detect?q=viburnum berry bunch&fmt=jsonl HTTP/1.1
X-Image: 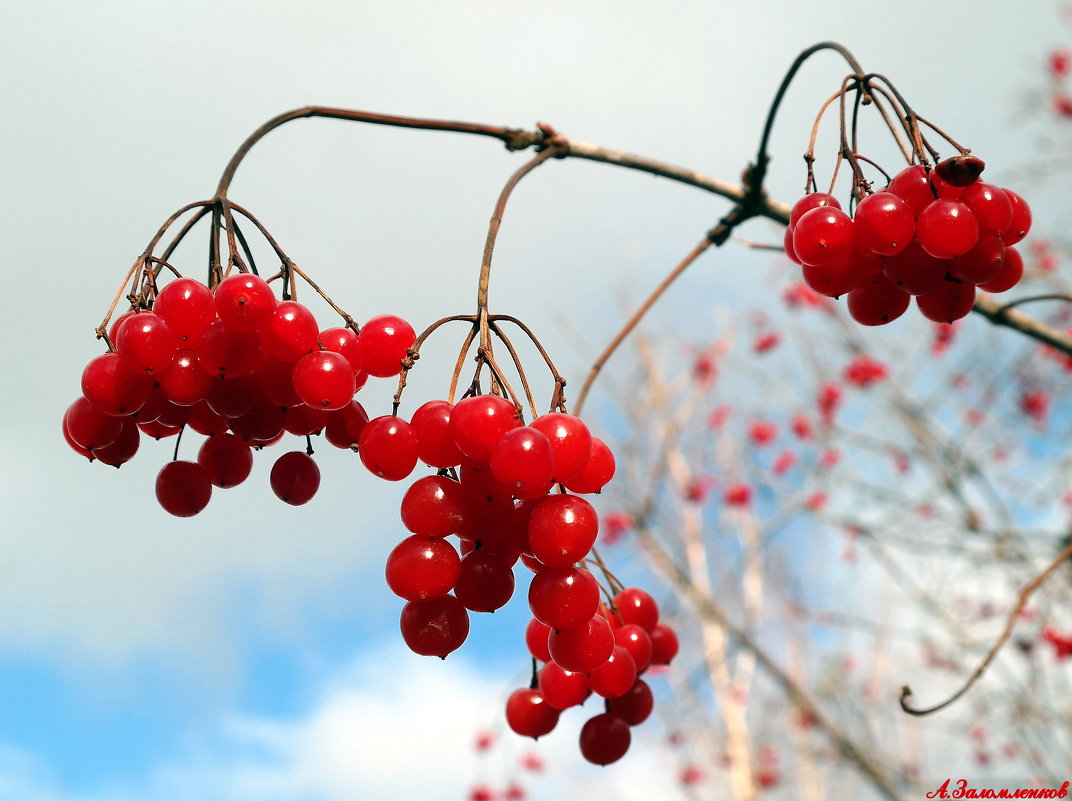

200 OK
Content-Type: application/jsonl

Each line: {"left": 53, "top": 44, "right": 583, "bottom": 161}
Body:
{"left": 783, "top": 72, "right": 1033, "bottom": 326}
{"left": 62, "top": 196, "right": 417, "bottom": 517}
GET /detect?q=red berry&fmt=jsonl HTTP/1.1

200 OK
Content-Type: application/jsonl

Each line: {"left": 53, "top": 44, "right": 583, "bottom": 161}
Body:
{"left": 579, "top": 713, "right": 631, "bottom": 765}
{"left": 214, "top": 273, "right": 277, "bottom": 333}
{"left": 324, "top": 400, "right": 369, "bottom": 449}
{"left": 197, "top": 432, "right": 254, "bottom": 488}
{"left": 1001, "top": 190, "right": 1031, "bottom": 245}
{"left": 978, "top": 246, "right": 1024, "bottom": 293}
{"left": 562, "top": 436, "right": 615, "bottom": 494}
{"left": 853, "top": 192, "right": 915, "bottom": 256}
{"left": 529, "top": 413, "right": 593, "bottom": 483}
{"left": 81, "top": 352, "right": 153, "bottom": 416}
{"left": 613, "top": 587, "right": 660, "bottom": 632}
{"left": 606, "top": 679, "right": 654, "bottom": 725}
{"left": 400, "top": 475, "right": 468, "bottom": 537}
{"left": 789, "top": 192, "right": 841, "bottom": 226}
{"left": 526, "top": 494, "right": 599, "bottom": 568}
{"left": 400, "top": 595, "right": 469, "bottom": 658}
{"left": 92, "top": 418, "right": 141, "bottom": 467}
{"left": 385, "top": 534, "right": 461, "bottom": 601}
{"left": 649, "top": 623, "right": 680, "bottom": 665}
{"left": 65, "top": 396, "right": 124, "bottom": 451}
{"left": 588, "top": 645, "right": 637, "bottom": 698}
{"left": 490, "top": 427, "right": 556, "bottom": 495}
{"left": 792, "top": 206, "right": 855, "bottom": 266}
{"left": 525, "top": 617, "right": 553, "bottom": 662}
{"left": 269, "top": 451, "right": 320, "bottom": 505}
{"left": 195, "top": 320, "right": 261, "bottom": 379}
{"left": 155, "top": 460, "right": 212, "bottom": 517}
{"left": 454, "top": 548, "right": 515, "bottom": 612}
{"left": 505, "top": 688, "right": 559, "bottom": 739}
{"left": 157, "top": 349, "right": 214, "bottom": 406}
{"left": 916, "top": 280, "right": 976, "bottom": 324}
{"left": 115, "top": 311, "right": 179, "bottom": 375}
{"left": 547, "top": 614, "right": 615, "bottom": 673}
{"left": 260, "top": 300, "right": 319, "bottom": 362}
{"left": 449, "top": 395, "right": 520, "bottom": 462}
{"left": 962, "top": 182, "right": 1013, "bottom": 235}
{"left": 410, "top": 400, "right": 464, "bottom": 468}
{"left": 358, "top": 416, "right": 419, "bottom": 481}
{"left": 528, "top": 565, "right": 600, "bottom": 631}
{"left": 153, "top": 277, "right": 216, "bottom": 345}
{"left": 355, "top": 314, "right": 416, "bottom": 378}
{"left": 916, "top": 200, "right": 979, "bottom": 259}
{"left": 292, "top": 351, "right": 356, "bottom": 411}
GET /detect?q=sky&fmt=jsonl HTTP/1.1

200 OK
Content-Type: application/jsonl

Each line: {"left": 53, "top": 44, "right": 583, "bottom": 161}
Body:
{"left": 0, "top": 1, "right": 1065, "bottom": 799}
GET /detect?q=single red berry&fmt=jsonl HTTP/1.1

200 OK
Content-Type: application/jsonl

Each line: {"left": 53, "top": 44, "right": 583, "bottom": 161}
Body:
{"left": 400, "top": 475, "right": 468, "bottom": 537}
{"left": 323, "top": 399, "right": 369, "bottom": 449}
{"left": 505, "top": 688, "right": 560, "bottom": 739}
{"left": 195, "top": 320, "right": 261, "bottom": 379}
{"left": 614, "top": 624, "right": 653, "bottom": 673}
{"left": 606, "top": 679, "right": 654, "bottom": 725}
{"left": 385, "top": 534, "right": 461, "bottom": 601}
{"left": 588, "top": 645, "right": 638, "bottom": 698}
{"left": 526, "top": 493, "right": 599, "bottom": 568}
{"left": 65, "top": 396, "right": 124, "bottom": 451}
{"left": 115, "top": 311, "right": 179, "bottom": 375}
{"left": 91, "top": 418, "right": 141, "bottom": 467}
{"left": 1001, "top": 190, "right": 1032, "bottom": 245}
{"left": 525, "top": 617, "right": 553, "bottom": 662}
{"left": 547, "top": 614, "right": 615, "bottom": 673}
{"left": 562, "top": 436, "right": 615, "bottom": 494}
{"left": 789, "top": 192, "right": 841, "bottom": 226}
{"left": 260, "top": 300, "right": 319, "bottom": 362}
{"left": 269, "top": 451, "right": 320, "bottom": 505}
{"left": 579, "top": 713, "right": 631, "bottom": 765}
{"left": 792, "top": 206, "right": 855, "bottom": 266}
{"left": 613, "top": 587, "right": 660, "bottom": 632}
{"left": 887, "top": 165, "right": 935, "bottom": 217}
{"left": 292, "top": 351, "right": 356, "bottom": 411}
{"left": 81, "top": 352, "right": 153, "bottom": 416}
{"left": 155, "top": 460, "right": 212, "bottom": 517}
{"left": 881, "top": 240, "right": 946, "bottom": 296}
{"left": 400, "top": 595, "right": 469, "bottom": 658}
{"left": 538, "top": 662, "right": 590, "bottom": 710}
{"left": 853, "top": 191, "right": 915, "bottom": 256}
{"left": 214, "top": 273, "right": 277, "bottom": 333}
{"left": 410, "top": 400, "right": 464, "bottom": 467}
{"left": 978, "top": 246, "right": 1024, "bottom": 293}
{"left": 153, "top": 277, "right": 216, "bottom": 345}
{"left": 528, "top": 565, "right": 600, "bottom": 631}
{"left": 916, "top": 280, "right": 977, "bottom": 324}
{"left": 359, "top": 416, "right": 419, "bottom": 480}
{"left": 916, "top": 200, "right": 979, "bottom": 259}
{"left": 354, "top": 314, "right": 416, "bottom": 378}
{"left": 950, "top": 235, "right": 1005, "bottom": 285}
{"left": 490, "top": 427, "right": 556, "bottom": 495}
{"left": 529, "top": 413, "right": 593, "bottom": 483}
{"left": 197, "top": 432, "right": 254, "bottom": 488}
{"left": 649, "top": 622, "right": 680, "bottom": 665}
{"left": 449, "top": 395, "right": 520, "bottom": 462}
{"left": 962, "top": 182, "right": 1013, "bottom": 235}
{"left": 454, "top": 548, "right": 515, "bottom": 612}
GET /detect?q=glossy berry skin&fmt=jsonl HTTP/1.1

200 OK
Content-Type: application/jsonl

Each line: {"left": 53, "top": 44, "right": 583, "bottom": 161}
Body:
{"left": 449, "top": 395, "right": 520, "bottom": 462}
{"left": 65, "top": 396, "right": 124, "bottom": 450}
{"left": 950, "top": 235, "right": 1005, "bottom": 285}
{"left": 324, "top": 399, "right": 369, "bottom": 449}
{"left": 399, "top": 594, "right": 469, "bottom": 658}
{"left": 579, "top": 713, "right": 631, "bottom": 765}
{"left": 358, "top": 416, "right": 419, "bottom": 481}
{"left": 962, "top": 182, "right": 1013, "bottom": 235}
{"left": 562, "top": 437, "right": 615, "bottom": 494}
{"left": 606, "top": 679, "right": 654, "bottom": 725}
{"left": 528, "top": 565, "right": 600, "bottom": 631}
{"left": 547, "top": 614, "right": 615, "bottom": 673}
{"left": 614, "top": 624, "right": 653, "bottom": 673}
{"left": 529, "top": 413, "right": 593, "bottom": 483}
{"left": 195, "top": 321, "right": 261, "bottom": 379}
{"left": 505, "top": 688, "right": 560, "bottom": 739}
{"left": 269, "top": 451, "right": 320, "bottom": 505}
{"left": 526, "top": 494, "right": 599, "bottom": 568}
{"left": 155, "top": 460, "right": 212, "bottom": 517}
{"left": 854, "top": 192, "right": 915, "bottom": 256}
{"left": 1001, "top": 190, "right": 1031, "bottom": 245}
{"left": 454, "top": 549, "right": 515, "bottom": 612}
{"left": 400, "top": 475, "right": 468, "bottom": 537}
{"left": 881, "top": 240, "right": 946, "bottom": 296}
{"left": 887, "top": 164, "right": 936, "bottom": 216}
{"left": 115, "top": 312, "right": 179, "bottom": 375}
{"left": 846, "top": 277, "right": 911, "bottom": 325}
{"left": 317, "top": 327, "right": 364, "bottom": 378}
{"left": 283, "top": 404, "right": 329, "bottom": 437}
{"left": 538, "top": 662, "right": 589, "bottom": 710}
{"left": 92, "top": 418, "right": 141, "bottom": 467}
{"left": 410, "top": 400, "right": 464, "bottom": 468}
{"left": 153, "top": 277, "right": 216, "bottom": 345}
{"left": 292, "top": 351, "right": 356, "bottom": 411}
{"left": 915, "top": 280, "right": 976, "bottom": 324}
{"left": 517, "top": 623, "right": 550, "bottom": 670}
{"left": 214, "top": 273, "right": 276, "bottom": 333}
{"left": 490, "top": 427, "right": 555, "bottom": 495}
{"left": 979, "top": 245, "right": 1024, "bottom": 293}
{"left": 81, "top": 352, "right": 153, "bottom": 416}
{"left": 801, "top": 253, "right": 866, "bottom": 297}
{"left": 260, "top": 300, "right": 319, "bottom": 362}
{"left": 789, "top": 192, "right": 841, "bottom": 226}
{"left": 197, "top": 432, "right": 253, "bottom": 488}
{"left": 157, "top": 349, "right": 214, "bottom": 406}
{"left": 205, "top": 376, "right": 258, "bottom": 418}
{"left": 649, "top": 622, "right": 680, "bottom": 665}
{"left": 613, "top": 587, "right": 659, "bottom": 632}
{"left": 354, "top": 314, "right": 416, "bottom": 378}
{"left": 916, "top": 200, "right": 979, "bottom": 259}
{"left": 792, "top": 206, "right": 854, "bottom": 266}
{"left": 385, "top": 534, "right": 461, "bottom": 601}
{"left": 588, "top": 645, "right": 637, "bottom": 698}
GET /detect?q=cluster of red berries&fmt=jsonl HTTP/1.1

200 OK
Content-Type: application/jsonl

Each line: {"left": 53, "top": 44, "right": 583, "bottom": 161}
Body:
{"left": 360, "top": 393, "right": 676, "bottom": 764}
{"left": 784, "top": 159, "right": 1032, "bottom": 325}
{"left": 513, "top": 586, "right": 679, "bottom": 765}
{"left": 62, "top": 272, "right": 415, "bottom": 515}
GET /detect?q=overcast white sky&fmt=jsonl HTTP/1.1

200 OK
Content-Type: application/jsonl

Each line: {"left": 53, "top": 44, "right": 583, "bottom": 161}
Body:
{"left": 0, "top": 1, "right": 1064, "bottom": 798}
